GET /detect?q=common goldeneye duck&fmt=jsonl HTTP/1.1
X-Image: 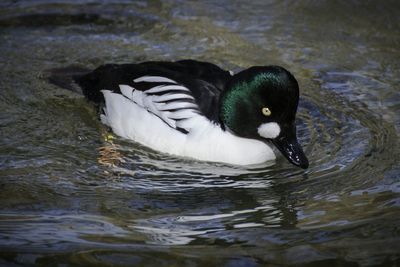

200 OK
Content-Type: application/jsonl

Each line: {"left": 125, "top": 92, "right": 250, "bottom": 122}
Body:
{"left": 72, "top": 60, "right": 309, "bottom": 169}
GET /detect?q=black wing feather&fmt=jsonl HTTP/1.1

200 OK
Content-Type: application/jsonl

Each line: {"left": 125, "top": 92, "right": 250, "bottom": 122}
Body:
{"left": 74, "top": 60, "right": 232, "bottom": 123}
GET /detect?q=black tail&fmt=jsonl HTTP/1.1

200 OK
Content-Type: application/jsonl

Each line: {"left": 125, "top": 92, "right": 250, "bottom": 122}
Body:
{"left": 47, "top": 65, "right": 91, "bottom": 94}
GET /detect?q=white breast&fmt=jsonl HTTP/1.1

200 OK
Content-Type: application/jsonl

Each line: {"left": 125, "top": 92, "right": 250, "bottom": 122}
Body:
{"left": 100, "top": 88, "right": 276, "bottom": 165}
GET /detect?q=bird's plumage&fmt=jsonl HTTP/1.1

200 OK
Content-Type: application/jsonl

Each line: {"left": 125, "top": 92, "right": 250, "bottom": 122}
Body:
{"left": 75, "top": 60, "right": 231, "bottom": 123}
{"left": 67, "top": 59, "right": 308, "bottom": 168}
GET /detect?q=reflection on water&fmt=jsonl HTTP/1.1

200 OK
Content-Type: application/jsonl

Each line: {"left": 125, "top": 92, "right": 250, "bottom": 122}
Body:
{"left": 0, "top": 0, "right": 399, "bottom": 266}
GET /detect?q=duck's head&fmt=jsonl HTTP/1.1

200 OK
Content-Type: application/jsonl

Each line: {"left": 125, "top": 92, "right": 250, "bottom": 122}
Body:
{"left": 220, "top": 66, "right": 309, "bottom": 169}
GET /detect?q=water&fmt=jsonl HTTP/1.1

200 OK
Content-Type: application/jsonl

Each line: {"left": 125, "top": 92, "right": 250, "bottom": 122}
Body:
{"left": 0, "top": 1, "right": 399, "bottom": 266}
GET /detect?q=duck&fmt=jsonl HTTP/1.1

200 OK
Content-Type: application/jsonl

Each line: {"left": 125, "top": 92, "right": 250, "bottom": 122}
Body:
{"left": 67, "top": 59, "right": 308, "bottom": 168}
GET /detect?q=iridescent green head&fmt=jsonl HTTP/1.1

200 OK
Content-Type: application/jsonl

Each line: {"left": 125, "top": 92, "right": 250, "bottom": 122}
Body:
{"left": 220, "top": 66, "right": 308, "bottom": 169}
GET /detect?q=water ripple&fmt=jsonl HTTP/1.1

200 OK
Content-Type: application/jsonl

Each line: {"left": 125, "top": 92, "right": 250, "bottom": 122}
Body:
{"left": 0, "top": 0, "right": 399, "bottom": 266}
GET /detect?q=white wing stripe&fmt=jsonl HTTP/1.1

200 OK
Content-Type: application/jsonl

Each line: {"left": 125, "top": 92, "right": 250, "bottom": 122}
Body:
{"left": 146, "top": 84, "right": 189, "bottom": 94}
{"left": 168, "top": 109, "right": 198, "bottom": 119}
{"left": 119, "top": 84, "right": 134, "bottom": 98}
{"left": 155, "top": 93, "right": 194, "bottom": 102}
{"left": 134, "top": 76, "right": 177, "bottom": 84}
{"left": 159, "top": 102, "right": 197, "bottom": 111}
{"left": 119, "top": 84, "right": 145, "bottom": 106}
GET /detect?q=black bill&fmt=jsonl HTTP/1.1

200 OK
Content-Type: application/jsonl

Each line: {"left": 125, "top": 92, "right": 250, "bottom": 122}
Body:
{"left": 272, "top": 126, "right": 309, "bottom": 169}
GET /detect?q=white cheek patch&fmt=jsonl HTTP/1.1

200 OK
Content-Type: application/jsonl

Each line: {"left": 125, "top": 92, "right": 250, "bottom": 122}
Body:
{"left": 257, "top": 122, "right": 281, "bottom": 139}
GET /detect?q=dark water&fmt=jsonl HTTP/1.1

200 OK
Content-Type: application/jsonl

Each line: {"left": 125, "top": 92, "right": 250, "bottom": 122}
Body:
{"left": 1, "top": 1, "right": 399, "bottom": 266}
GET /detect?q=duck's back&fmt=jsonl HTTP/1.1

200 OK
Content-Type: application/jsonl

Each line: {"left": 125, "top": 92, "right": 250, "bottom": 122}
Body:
{"left": 74, "top": 60, "right": 232, "bottom": 122}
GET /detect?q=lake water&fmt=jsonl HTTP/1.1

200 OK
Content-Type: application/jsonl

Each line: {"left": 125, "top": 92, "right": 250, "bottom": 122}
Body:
{"left": 0, "top": 1, "right": 399, "bottom": 266}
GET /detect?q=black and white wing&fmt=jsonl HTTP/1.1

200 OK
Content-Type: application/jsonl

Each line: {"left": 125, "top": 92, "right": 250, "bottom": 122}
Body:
{"left": 118, "top": 75, "right": 202, "bottom": 134}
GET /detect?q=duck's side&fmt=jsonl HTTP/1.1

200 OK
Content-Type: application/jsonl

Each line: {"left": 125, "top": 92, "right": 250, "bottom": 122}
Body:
{"left": 101, "top": 89, "right": 273, "bottom": 164}
{"left": 73, "top": 60, "right": 275, "bottom": 165}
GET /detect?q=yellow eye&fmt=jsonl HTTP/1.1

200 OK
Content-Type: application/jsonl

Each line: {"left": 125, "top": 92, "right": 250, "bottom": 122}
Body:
{"left": 262, "top": 107, "right": 272, "bottom": 116}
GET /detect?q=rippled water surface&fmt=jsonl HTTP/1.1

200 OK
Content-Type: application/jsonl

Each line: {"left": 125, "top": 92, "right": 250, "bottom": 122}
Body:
{"left": 1, "top": 1, "right": 400, "bottom": 266}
